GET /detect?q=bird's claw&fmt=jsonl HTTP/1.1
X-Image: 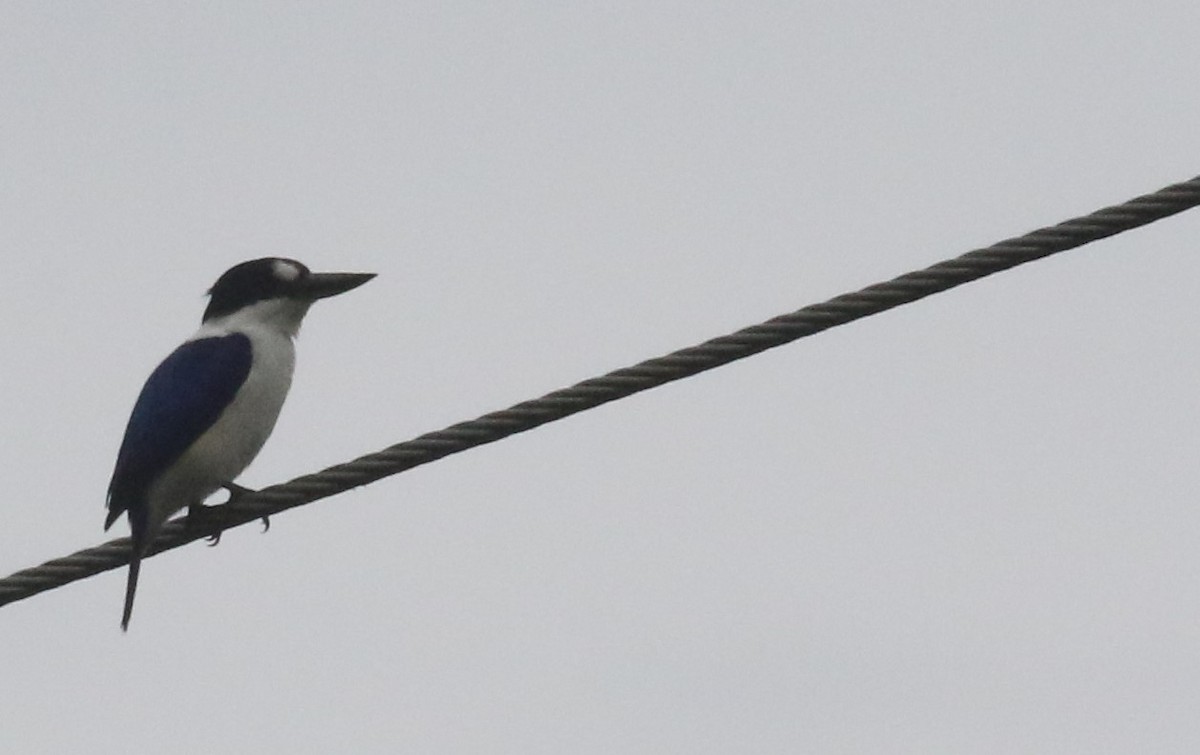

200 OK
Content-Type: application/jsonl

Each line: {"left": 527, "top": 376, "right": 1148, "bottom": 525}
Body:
{"left": 224, "top": 484, "right": 270, "bottom": 534}
{"left": 185, "top": 502, "right": 227, "bottom": 545}
{"left": 184, "top": 485, "right": 270, "bottom": 545}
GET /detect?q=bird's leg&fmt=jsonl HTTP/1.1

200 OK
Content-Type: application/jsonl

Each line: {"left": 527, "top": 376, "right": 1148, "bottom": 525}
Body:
{"left": 221, "top": 483, "right": 271, "bottom": 533}
{"left": 183, "top": 485, "right": 271, "bottom": 546}
{"left": 184, "top": 502, "right": 229, "bottom": 546}
{"left": 223, "top": 482, "right": 253, "bottom": 500}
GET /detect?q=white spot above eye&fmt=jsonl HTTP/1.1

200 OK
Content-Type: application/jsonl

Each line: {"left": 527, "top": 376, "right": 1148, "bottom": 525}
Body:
{"left": 272, "top": 260, "right": 302, "bottom": 281}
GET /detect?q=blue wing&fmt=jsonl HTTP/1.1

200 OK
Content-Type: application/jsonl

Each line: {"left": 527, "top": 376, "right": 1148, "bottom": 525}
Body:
{"left": 106, "top": 334, "right": 253, "bottom": 530}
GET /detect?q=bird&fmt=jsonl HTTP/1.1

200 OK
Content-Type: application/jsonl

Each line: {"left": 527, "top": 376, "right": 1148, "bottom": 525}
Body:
{"left": 105, "top": 258, "right": 375, "bottom": 630}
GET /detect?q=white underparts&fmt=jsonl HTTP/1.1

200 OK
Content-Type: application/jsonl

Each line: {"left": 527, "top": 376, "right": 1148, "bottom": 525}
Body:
{"left": 143, "top": 302, "right": 302, "bottom": 537}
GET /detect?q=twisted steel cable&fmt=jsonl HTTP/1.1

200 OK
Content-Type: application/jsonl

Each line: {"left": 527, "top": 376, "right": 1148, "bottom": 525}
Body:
{"left": 4, "top": 175, "right": 1200, "bottom": 609}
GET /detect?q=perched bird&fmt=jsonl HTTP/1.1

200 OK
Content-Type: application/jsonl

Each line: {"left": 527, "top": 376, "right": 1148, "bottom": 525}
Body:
{"left": 105, "top": 258, "right": 374, "bottom": 630}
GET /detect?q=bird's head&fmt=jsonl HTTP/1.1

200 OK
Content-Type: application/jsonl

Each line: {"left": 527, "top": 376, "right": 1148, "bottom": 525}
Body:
{"left": 202, "top": 258, "right": 375, "bottom": 336}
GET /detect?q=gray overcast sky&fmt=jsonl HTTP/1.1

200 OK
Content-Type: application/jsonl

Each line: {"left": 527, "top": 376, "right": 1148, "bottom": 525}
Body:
{"left": 4, "top": 2, "right": 1200, "bottom": 752}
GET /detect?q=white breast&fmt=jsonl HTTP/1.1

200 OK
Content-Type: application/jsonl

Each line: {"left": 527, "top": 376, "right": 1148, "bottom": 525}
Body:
{"left": 145, "top": 322, "right": 296, "bottom": 528}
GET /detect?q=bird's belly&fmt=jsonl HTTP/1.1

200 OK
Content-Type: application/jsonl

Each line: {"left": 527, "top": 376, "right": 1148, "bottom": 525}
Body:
{"left": 146, "top": 336, "right": 294, "bottom": 522}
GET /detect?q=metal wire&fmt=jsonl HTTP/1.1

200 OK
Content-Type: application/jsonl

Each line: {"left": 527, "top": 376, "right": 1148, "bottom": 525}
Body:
{"left": 4, "top": 175, "right": 1200, "bottom": 609}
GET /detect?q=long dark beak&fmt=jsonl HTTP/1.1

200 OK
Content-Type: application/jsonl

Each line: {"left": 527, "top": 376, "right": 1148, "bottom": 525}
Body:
{"left": 299, "top": 271, "right": 376, "bottom": 300}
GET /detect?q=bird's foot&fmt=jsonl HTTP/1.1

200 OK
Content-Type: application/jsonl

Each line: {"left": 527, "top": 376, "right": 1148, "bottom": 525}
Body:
{"left": 185, "top": 502, "right": 231, "bottom": 546}
{"left": 222, "top": 483, "right": 270, "bottom": 533}
{"left": 183, "top": 486, "right": 271, "bottom": 545}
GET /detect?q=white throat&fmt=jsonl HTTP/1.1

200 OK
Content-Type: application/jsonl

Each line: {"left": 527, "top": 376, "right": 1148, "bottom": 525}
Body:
{"left": 201, "top": 297, "right": 313, "bottom": 339}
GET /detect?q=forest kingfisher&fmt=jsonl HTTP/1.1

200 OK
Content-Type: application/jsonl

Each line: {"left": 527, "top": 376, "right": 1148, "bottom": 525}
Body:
{"left": 105, "top": 258, "right": 374, "bottom": 630}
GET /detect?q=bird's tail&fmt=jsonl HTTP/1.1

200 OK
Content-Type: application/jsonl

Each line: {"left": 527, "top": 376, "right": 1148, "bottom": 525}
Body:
{"left": 121, "top": 551, "right": 141, "bottom": 631}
